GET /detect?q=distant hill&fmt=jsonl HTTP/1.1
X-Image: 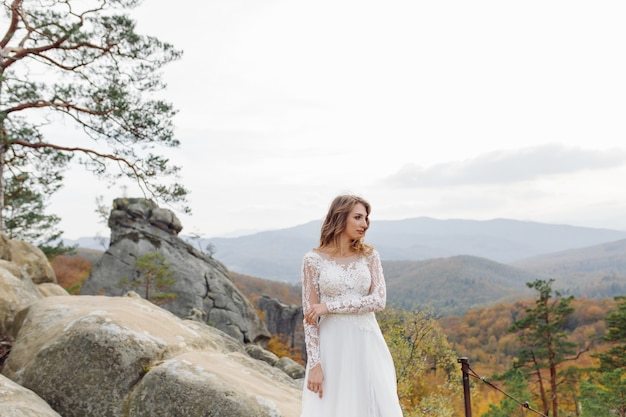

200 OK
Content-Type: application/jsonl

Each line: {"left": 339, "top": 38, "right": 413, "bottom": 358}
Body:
{"left": 383, "top": 255, "right": 538, "bottom": 316}
{"left": 512, "top": 238, "right": 626, "bottom": 275}
{"left": 510, "top": 238, "right": 626, "bottom": 299}
{"left": 202, "top": 217, "right": 626, "bottom": 282}
{"left": 383, "top": 252, "right": 626, "bottom": 316}
{"left": 65, "top": 236, "right": 109, "bottom": 251}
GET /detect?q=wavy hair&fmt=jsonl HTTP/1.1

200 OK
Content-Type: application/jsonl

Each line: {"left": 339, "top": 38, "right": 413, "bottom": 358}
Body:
{"left": 318, "top": 194, "right": 373, "bottom": 256}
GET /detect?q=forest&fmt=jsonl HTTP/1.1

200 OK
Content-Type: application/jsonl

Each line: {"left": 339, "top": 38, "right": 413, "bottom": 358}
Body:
{"left": 52, "top": 253, "right": 626, "bottom": 417}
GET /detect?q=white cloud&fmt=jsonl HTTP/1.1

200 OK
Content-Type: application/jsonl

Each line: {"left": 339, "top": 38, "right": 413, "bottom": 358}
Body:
{"left": 386, "top": 144, "right": 626, "bottom": 187}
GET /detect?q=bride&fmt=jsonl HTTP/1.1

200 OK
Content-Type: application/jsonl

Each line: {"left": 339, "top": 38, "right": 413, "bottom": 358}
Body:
{"left": 300, "top": 194, "right": 403, "bottom": 417}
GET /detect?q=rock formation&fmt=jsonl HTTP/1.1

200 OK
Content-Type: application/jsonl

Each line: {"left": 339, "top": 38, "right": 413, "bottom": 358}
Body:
{"left": 0, "top": 206, "right": 304, "bottom": 416}
{"left": 80, "top": 198, "right": 270, "bottom": 344}
{"left": 3, "top": 294, "right": 302, "bottom": 417}
{"left": 0, "top": 237, "right": 65, "bottom": 339}
{"left": 258, "top": 295, "right": 305, "bottom": 359}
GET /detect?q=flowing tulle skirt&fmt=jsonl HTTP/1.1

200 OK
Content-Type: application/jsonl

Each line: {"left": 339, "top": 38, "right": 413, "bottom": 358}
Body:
{"left": 300, "top": 312, "right": 403, "bottom": 417}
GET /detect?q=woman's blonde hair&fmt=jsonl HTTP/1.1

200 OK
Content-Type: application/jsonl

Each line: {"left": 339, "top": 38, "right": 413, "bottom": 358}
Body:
{"left": 318, "top": 194, "right": 374, "bottom": 256}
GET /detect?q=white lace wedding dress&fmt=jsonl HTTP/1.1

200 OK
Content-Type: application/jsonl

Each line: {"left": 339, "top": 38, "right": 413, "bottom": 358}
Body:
{"left": 300, "top": 250, "right": 403, "bottom": 417}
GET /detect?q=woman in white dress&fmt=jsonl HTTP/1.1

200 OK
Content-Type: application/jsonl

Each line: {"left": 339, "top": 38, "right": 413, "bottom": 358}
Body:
{"left": 300, "top": 194, "right": 404, "bottom": 417}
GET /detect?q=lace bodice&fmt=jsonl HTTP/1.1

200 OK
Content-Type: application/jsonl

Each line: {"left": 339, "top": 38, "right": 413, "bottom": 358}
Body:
{"left": 301, "top": 249, "right": 387, "bottom": 369}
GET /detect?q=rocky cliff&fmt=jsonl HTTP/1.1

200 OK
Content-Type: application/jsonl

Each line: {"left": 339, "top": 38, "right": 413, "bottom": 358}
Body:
{"left": 258, "top": 295, "right": 305, "bottom": 359}
{"left": 80, "top": 198, "right": 270, "bottom": 344}
{"left": 0, "top": 209, "right": 303, "bottom": 416}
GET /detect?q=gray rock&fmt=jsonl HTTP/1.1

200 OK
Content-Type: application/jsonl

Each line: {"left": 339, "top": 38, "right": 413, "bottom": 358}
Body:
{"left": 0, "top": 261, "right": 42, "bottom": 339}
{"left": 258, "top": 296, "right": 306, "bottom": 362}
{"left": 0, "top": 374, "right": 62, "bottom": 417}
{"left": 243, "top": 343, "right": 305, "bottom": 380}
{"left": 80, "top": 197, "right": 270, "bottom": 344}
{"left": 6, "top": 239, "right": 57, "bottom": 284}
{"left": 2, "top": 295, "right": 301, "bottom": 417}
{"left": 126, "top": 351, "right": 298, "bottom": 417}
{"left": 246, "top": 343, "right": 280, "bottom": 366}
{"left": 275, "top": 356, "right": 306, "bottom": 380}
{"left": 258, "top": 295, "right": 302, "bottom": 341}
{"left": 183, "top": 306, "right": 207, "bottom": 322}
{"left": 0, "top": 234, "right": 73, "bottom": 341}
{"left": 149, "top": 207, "right": 183, "bottom": 234}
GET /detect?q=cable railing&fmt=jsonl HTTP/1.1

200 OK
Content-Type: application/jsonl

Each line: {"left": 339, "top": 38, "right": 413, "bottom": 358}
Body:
{"left": 457, "top": 358, "right": 548, "bottom": 417}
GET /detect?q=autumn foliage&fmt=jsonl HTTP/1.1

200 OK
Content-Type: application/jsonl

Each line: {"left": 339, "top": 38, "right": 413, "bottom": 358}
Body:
{"left": 230, "top": 271, "right": 301, "bottom": 306}
{"left": 265, "top": 334, "right": 305, "bottom": 366}
{"left": 51, "top": 255, "right": 93, "bottom": 294}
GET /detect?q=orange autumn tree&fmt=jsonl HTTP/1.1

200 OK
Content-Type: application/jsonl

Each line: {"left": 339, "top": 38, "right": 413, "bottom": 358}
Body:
{"left": 51, "top": 254, "right": 93, "bottom": 294}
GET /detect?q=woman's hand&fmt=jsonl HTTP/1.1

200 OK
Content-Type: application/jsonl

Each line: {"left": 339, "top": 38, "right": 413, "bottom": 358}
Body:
{"left": 307, "top": 363, "right": 324, "bottom": 398}
{"left": 305, "top": 303, "right": 329, "bottom": 325}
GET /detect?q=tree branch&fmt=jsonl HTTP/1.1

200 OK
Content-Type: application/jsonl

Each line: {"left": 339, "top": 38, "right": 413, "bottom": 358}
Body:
{"left": 10, "top": 139, "right": 139, "bottom": 174}
{"left": 0, "top": 0, "right": 22, "bottom": 50}
{"left": 563, "top": 342, "right": 592, "bottom": 363}
{"left": 2, "top": 1, "right": 111, "bottom": 70}
{"left": 4, "top": 98, "right": 110, "bottom": 116}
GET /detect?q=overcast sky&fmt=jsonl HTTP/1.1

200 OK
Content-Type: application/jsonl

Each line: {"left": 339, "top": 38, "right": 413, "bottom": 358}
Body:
{"left": 48, "top": 0, "right": 626, "bottom": 239}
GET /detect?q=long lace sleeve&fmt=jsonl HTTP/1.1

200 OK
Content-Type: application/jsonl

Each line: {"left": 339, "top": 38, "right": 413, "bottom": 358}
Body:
{"left": 326, "top": 250, "right": 387, "bottom": 314}
{"left": 301, "top": 253, "right": 321, "bottom": 370}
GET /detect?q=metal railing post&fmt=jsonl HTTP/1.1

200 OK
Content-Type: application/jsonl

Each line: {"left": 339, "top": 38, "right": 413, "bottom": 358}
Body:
{"left": 458, "top": 357, "right": 472, "bottom": 417}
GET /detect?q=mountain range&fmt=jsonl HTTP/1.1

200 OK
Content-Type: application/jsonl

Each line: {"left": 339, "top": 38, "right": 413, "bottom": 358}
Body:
{"left": 201, "top": 217, "right": 626, "bottom": 282}
{"left": 66, "top": 217, "right": 626, "bottom": 316}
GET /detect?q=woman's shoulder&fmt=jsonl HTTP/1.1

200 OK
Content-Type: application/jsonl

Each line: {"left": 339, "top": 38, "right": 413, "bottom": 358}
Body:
{"left": 364, "top": 248, "right": 380, "bottom": 261}
{"left": 303, "top": 249, "right": 323, "bottom": 261}
{"left": 302, "top": 250, "right": 326, "bottom": 271}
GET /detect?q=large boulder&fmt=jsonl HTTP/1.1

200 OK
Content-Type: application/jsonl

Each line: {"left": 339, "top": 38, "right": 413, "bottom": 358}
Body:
{"left": 5, "top": 240, "right": 57, "bottom": 284}
{"left": 80, "top": 198, "right": 270, "bottom": 344}
{"left": 126, "top": 351, "right": 299, "bottom": 416}
{"left": 2, "top": 294, "right": 302, "bottom": 417}
{"left": 0, "top": 247, "right": 66, "bottom": 341}
{"left": 0, "top": 374, "right": 62, "bottom": 417}
{"left": 0, "top": 260, "right": 43, "bottom": 339}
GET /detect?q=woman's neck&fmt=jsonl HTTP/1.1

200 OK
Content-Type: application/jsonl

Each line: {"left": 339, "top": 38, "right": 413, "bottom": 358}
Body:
{"left": 332, "top": 237, "right": 355, "bottom": 257}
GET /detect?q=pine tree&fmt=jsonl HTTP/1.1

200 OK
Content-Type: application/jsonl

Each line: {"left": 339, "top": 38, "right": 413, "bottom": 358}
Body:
{"left": 0, "top": 0, "right": 188, "bottom": 235}
{"left": 120, "top": 253, "right": 176, "bottom": 306}
{"left": 507, "top": 279, "right": 589, "bottom": 417}
{"left": 482, "top": 369, "right": 533, "bottom": 417}
{"left": 581, "top": 296, "right": 626, "bottom": 417}
{"left": 580, "top": 369, "right": 626, "bottom": 417}
{"left": 595, "top": 296, "right": 626, "bottom": 371}
{"left": 2, "top": 172, "right": 74, "bottom": 256}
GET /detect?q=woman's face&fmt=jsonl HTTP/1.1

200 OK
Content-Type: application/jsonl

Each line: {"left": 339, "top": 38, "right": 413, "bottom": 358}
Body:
{"left": 342, "top": 203, "right": 369, "bottom": 241}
